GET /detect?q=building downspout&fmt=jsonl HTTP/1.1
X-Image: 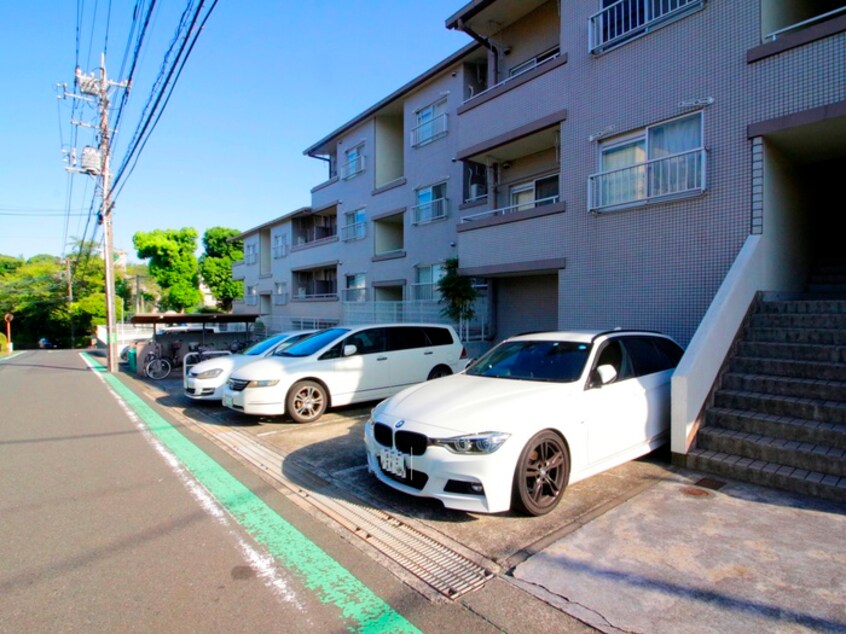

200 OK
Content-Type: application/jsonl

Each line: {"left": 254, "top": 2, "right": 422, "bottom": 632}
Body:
{"left": 455, "top": 19, "right": 499, "bottom": 82}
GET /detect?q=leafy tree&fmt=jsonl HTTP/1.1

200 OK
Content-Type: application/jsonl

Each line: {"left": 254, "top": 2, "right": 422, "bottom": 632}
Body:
{"left": 0, "top": 254, "right": 23, "bottom": 277}
{"left": 133, "top": 228, "right": 202, "bottom": 312}
{"left": 437, "top": 257, "right": 477, "bottom": 322}
{"left": 199, "top": 227, "right": 243, "bottom": 311}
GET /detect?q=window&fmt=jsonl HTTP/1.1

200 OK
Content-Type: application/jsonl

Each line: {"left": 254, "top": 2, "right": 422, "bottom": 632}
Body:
{"left": 272, "top": 234, "right": 288, "bottom": 259}
{"left": 589, "top": 0, "right": 704, "bottom": 53}
{"left": 509, "top": 175, "right": 559, "bottom": 212}
{"left": 342, "top": 209, "right": 367, "bottom": 242}
{"left": 293, "top": 267, "right": 337, "bottom": 299}
{"left": 245, "top": 285, "right": 257, "bottom": 306}
{"left": 344, "top": 328, "right": 387, "bottom": 356}
{"left": 590, "top": 112, "right": 704, "bottom": 211}
{"left": 412, "top": 99, "right": 448, "bottom": 147}
{"left": 244, "top": 243, "right": 257, "bottom": 265}
{"left": 344, "top": 273, "right": 367, "bottom": 302}
{"left": 414, "top": 183, "right": 448, "bottom": 224}
{"left": 622, "top": 336, "right": 684, "bottom": 377}
{"left": 413, "top": 264, "right": 444, "bottom": 300}
{"left": 341, "top": 144, "right": 365, "bottom": 179}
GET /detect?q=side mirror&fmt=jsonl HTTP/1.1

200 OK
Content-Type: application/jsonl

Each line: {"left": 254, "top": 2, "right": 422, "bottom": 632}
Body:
{"left": 343, "top": 344, "right": 358, "bottom": 357}
{"left": 593, "top": 364, "right": 618, "bottom": 387}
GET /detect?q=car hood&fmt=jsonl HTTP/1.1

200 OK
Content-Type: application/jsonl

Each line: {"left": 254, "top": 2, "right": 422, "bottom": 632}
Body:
{"left": 190, "top": 356, "right": 239, "bottom": 375}
{"left": 375, "top": 373, "right": 582, "bottom": 435}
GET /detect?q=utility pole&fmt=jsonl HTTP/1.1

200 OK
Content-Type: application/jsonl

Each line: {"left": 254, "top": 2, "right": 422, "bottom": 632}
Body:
{"left": 66, "top": 258, "right": 75, "bottom": 348}
{"left": 62, "top": 54, "right": 128, "bottom": 372}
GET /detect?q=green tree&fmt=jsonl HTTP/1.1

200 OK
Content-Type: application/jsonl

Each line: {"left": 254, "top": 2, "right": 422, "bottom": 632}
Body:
{"left": 0, "top": 254, "right": 23, "bottom": 277}
{"left": 199, "top": 227, "right": 243, "bottom": 311}
{"left": 437, "top": 257, "right": 477, "bottom": 322}
{"left": 133, "top": 228, "right": 202, "bottom": 312}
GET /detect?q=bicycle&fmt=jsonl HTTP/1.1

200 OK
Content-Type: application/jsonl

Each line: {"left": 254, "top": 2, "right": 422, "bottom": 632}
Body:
{"left": 144, "top": 340, "right": 183, "bottom": 380}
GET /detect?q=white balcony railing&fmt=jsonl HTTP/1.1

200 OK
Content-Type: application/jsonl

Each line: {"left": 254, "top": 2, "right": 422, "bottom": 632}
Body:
{"left": 273, "top": 293, "right": 289, "bottom": 306}
{"left": 341, "top": 154, "right": 365, "bottom": 179}
{"left": 342, "top": 288, "right": 368, "bottom": 302}
{"left": 411, "top": 113, "right": 448, "bottom": 147}
{"left": 412, "top": 197, "right": 448, "bottom": 224}
{"left": 341, "top": 222, "right": 367, "bottom": 242}
{"left": 463, "top": 52, "right": 561, "bottom": 104}
{"left": 272, "top": 244, "right": 288, "bottom": 259}
{"left": 410, "top": 283, "right": 437, "bottom": 301}
{"left": 244, "top": 294, "right": 258, "bottom": 306}
{"left": 244, "top": 252, "right": 257, "bottom": 265}
{"left": 461, "top": 195, "right": 559, "bottom": 223}
{"left": 765, "top": 5, "right": 846, "bottom": 41}
{"left": 588, "top": 147, "right": 705, "bottom": 212}
{"left": 589, "top": 0, "right": 703, "bottom": 53}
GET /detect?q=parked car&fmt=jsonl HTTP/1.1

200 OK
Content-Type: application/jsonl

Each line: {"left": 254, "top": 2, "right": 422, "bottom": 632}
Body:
{"left": 364, "top": 329, "right": 684, "bottom": 516}
{"left": 183, "top": 331, "right": 315, "bottom": 401}
{"left": 38, "top": 337, "right": 57, "bottom": 349}
{"left": 222, "top": 324, "right": 467, "bottom": 423}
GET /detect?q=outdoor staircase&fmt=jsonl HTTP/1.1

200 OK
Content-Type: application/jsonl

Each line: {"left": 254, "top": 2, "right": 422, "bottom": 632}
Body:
{"left": 687, "top": 259, "right": 846, "bottom": 503}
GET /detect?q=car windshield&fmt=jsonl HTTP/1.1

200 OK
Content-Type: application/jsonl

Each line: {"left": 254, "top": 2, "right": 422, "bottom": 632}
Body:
{"left": 466, "top": 340, "right": 592, "bottom": 383}
{"left": 243, "top": 335, "right": 289, "bottom": 356}
{"left": 274, "top": 328, "right": 349, "bottom": 358}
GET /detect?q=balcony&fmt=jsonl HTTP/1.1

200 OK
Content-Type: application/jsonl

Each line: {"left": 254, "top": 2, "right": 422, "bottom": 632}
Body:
{"left": 588, "top": 147, "right": 706, "bottom": 212}
{"left": 273, "top": 292, "right": 289, "bottom": 306}
{"left": 411, "top": 113, "right": 448, "bottom": 147}
{"left": 461, "top": 195, "right": 560, "bottom": 223}
{"left": 463, "top": 51, "right": 563, "bottom": 106}
{"left": 589, "top": 0, "right": 705, "bottom": 54}
{"left": 412, "top": 198, "right": 448, "bottom": 225}
{"left": 410, "top": 283, "right": 437, "bottom": 301}
{"left": 342, "top": 288, "right": 368, "bottom": 302}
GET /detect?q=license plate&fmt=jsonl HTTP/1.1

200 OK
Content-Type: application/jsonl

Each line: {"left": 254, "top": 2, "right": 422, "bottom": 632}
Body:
{"left": 379, "top": 448, "right": 407, "bottom": 478}
{"left": 223, "top": 394, "right": 233, "bottom": 408}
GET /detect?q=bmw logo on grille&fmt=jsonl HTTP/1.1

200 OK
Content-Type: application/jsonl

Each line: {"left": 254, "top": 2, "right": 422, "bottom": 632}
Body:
{"left": 394, "top": 419, "right": 405, "bottom": 429}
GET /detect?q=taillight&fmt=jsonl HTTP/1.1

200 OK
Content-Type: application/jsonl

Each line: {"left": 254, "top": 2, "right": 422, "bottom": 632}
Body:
{"left": 460, "top": 346, "right": 467, "bottom": 359}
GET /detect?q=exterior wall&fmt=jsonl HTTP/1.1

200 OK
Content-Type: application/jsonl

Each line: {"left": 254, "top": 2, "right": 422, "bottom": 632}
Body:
{"left": 495, "top": 274, "right": 558, "bottom": 339}
{"left": 495, "top": 0, "right": 560, "bottom": 79}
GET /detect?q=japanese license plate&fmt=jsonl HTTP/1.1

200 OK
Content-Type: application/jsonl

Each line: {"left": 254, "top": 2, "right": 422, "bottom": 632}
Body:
{"left": 379, "top": 448, "right": 407, "bottom": 478}
{"left": 223, "top": 393, "right": 233, "bottom": 408}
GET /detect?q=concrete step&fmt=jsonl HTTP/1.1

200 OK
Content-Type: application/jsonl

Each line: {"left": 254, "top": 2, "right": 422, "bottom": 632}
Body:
{"left": 729, "top": 357, "right": 846, "bottom": 382}
{"left": 687, "top": 448, "right": 846, "bottom": 503}
{"left": 697, "top": 427, "right": 846, "bottom": 478}
{"left": 721, "top": 373, "right": 846, "bottom": 402}
{"left": 756, "top": 299, "right": 846, "bottom": 315}
{"left": 748, "top": 312, "right": 846, "bottom": 330}
{"left": 736, "top": 341, "right": 846, "bottom": 363}
{"left": 714, "top": 389, "right": 846, "bottom": 424}
{"left": 744, "top": 326, "right": 846, "bottom": 345}
{"left": 705, "top": 406, "right": 846, "bottom": 450}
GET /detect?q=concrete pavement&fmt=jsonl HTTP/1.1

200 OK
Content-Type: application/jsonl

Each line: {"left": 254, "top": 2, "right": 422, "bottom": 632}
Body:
{"left": 512, "top": 472, "right": 846, "bottom": 633}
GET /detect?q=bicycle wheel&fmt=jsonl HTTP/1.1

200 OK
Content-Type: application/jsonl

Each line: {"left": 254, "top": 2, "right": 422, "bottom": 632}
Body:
{"left": 145, "top": 357, "right": 172, "bottom": 380}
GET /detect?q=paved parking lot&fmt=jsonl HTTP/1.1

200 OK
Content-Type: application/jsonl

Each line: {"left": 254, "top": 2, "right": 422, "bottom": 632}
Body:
{"left": 138, "top": 371, "right": 675, "bottom": 570}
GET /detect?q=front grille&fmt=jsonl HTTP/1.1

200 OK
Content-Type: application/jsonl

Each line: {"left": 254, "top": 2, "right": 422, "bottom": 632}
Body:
{"left": 185, "top": 387, "right": 197, "bottom": 395}
{"left": 228, "top": 379, "right": 249, "bottom": 392}
{"left": 373, "top": 422, "right": 428, "bottom": 456}
{"left": 381, "top": 467, "right": 429, "bottom": 491}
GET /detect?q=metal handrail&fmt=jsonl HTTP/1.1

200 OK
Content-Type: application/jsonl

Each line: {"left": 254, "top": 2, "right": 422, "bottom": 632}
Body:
{"left": 766, "top": 5, "right": 846, "bottom": 41}
{"left": 411, "top": 113, "right": 448, "bottom": 146}
{"left": 463, "top": 53, "right": 561, "bottom": 104}
{"left": 589, "top": 0, "right": 701, "bottom": 52}
{"left": 461, "top": 195, "right": 560, "bottom": 222}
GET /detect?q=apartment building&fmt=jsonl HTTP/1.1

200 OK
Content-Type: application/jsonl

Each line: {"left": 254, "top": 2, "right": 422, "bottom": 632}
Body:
{"left": 233, "top": 1, "right": 844, "bottom": 483}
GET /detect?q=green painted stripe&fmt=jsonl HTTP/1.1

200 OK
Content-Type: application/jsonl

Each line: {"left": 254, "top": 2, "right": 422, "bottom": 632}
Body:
{"left": 83, "top": 353, "right": 420, "bottom": 634}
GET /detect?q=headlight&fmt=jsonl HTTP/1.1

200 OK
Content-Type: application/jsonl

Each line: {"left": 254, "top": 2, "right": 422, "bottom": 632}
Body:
{"left": 432, "top": 432, "right": 510, "bottom": 454}
{"left": 247, "top": 379, "right": 279, "bottom": 388}
{"left": 194, "top": 368, "right": 223, "bottom": 379}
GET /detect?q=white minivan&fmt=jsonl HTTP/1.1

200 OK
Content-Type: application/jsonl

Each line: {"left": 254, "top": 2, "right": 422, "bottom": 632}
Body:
{"left": 222, "top": 324, "right": 466, "bottom": 423}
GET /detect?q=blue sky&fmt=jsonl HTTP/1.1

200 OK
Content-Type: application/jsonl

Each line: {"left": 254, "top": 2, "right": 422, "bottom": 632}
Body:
{"left": 0, "top": 1, "right": 470, "bottom": 261}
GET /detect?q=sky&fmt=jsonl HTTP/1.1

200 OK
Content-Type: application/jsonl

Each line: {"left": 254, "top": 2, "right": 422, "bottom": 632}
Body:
{"left": 0, "top": 1, "right": 471, "bottom": 261}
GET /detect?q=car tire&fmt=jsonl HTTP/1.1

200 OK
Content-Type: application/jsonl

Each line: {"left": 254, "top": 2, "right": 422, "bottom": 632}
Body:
{"left": 145, "top": 358, "right": 172, "bottom": 380}
{"left": 511, "top": 430, "right": 569, "bottom": 516}
{"left": 286, "top": 380, "right": 328, "bottom": 424}
{"left": 427, "top": 365, "right": 452, "bottom": 380}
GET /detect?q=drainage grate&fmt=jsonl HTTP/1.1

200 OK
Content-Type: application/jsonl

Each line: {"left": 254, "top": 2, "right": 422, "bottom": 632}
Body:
{"left": 694, "top": 477, "right": 727, "bottom": 491}
{"left": 201, "top": 426, "right": 495, "bottom": 600}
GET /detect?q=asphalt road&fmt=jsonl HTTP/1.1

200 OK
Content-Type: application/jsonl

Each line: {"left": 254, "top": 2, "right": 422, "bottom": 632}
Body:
{"left": 0, "top": 350, "right": 593, "bottom": 633}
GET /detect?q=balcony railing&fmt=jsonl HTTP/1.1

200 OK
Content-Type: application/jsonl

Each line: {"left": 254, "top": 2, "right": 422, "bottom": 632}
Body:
{"left": 244, "top": 294, "right": 258, "bottom": 306}
{"left": 461, "top": 195, "right": 560, "bottom": 223}
{"left": 341, "top": 154, "right": 365, "bottom": 179}
{"left": 588, "top": 147, "right": 706, "bottom": 212}
{"left": 272, "top": 244, "right": 288, "bottom": 259}
{"left": 292, "top": 225, "right": 337, "bottom": 249}
{"left": 342, "top": 288, "right": 368, "bottom": 302}
{"left": 589, "top": 0, "right": 703, "bottom": 53}
{"left": 244, "top": 252, "right": 257, "bottom": 265}
{"left": 410, "top": 282, "right": 438, "bottom": 301}
{"left": 411, "top": 113, "right": 448, "bottom": 147}
{"left": 766, "top": 5, "right": 846, "bottom": 41}
{"left": 295, "top": 281, "right": 337, "bottom": 300}
{"left": 412, "top": 197, "right": 448, "bottom": 224}
{"left": 463, "top": 53, "right": 561, "bottom": 104}
{"left": 341, "top": 222, "right": 367, "bottom": 242}
{"left": 273, "top": 292, "right": 289, "bottom": 306}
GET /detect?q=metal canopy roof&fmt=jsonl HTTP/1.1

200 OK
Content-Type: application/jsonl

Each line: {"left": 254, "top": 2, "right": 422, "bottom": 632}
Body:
{"left": 130, "top": 313, "right": 261, "bottom": 325}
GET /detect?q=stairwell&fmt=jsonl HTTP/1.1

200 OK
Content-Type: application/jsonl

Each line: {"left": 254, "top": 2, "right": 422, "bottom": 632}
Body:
{"left": 687, "top": 259, "right": 846, "bottom": 503}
